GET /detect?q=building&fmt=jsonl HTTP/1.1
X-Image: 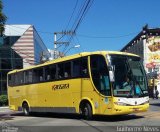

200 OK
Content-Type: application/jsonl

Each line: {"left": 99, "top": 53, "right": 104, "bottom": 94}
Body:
{"left": 0, "top": 24, "right": 50, "bottom": 95}
{"left": 121, "top": 25, "right": 160, "bottom": 96}
{"left": 48, "top": 49, "right": 64, "bottom": 60}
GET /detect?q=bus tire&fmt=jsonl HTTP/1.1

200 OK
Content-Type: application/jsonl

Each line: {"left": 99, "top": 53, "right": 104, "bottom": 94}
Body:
{"left": 22, "top": 102, "right": 30, "bottom": 116}
{"left": 81, "top": 103, "right": 92, "bottom": 120}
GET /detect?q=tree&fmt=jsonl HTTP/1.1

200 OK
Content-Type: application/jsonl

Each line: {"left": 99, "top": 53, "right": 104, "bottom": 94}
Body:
{"left": 0, "top": 0, "right": 7, "bottom": 37}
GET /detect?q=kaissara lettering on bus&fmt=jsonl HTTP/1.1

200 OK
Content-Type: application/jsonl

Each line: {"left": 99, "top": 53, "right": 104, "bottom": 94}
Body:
{"left": 52, "top": 84, "right": 69, "bottom": 91}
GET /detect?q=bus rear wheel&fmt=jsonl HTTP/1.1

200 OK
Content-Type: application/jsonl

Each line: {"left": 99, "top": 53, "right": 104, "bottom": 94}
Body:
{"left": 22, "top": 103, "right": 30, "bottom": 116}
{"left": 81, "top": 103, "right": 92, "bottom": 120}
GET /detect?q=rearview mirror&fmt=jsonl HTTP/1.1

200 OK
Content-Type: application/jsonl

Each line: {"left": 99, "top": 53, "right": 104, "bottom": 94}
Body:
{"left": 108, "top": 65, "right": 115, "bottom": 82}
{"left": 109, "top": 70, "right": 115, "bottom": 82}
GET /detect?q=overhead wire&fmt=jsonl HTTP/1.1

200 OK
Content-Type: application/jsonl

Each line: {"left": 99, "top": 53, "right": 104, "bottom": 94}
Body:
{"left": 68, "top": 0, "right": 93, "bottom": 42}
{"left": 77, "top": 31, "right": 140, "bottom": 38}
{"left": 65, "top": 0, "right": 79, "bottom": 31}
{"left": 7, "top": 24, "right": 139, "bottom": 39}
{"left": 63, "top": 0, "right": 94, "bottom": 54}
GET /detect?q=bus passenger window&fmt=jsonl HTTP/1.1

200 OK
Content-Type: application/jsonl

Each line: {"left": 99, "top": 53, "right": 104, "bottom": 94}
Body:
{"left": 64, "top": 62, "right": 71, "bottom": 78}
{"left": 8, "top": 75, "right": 12, "bottom": 86}
{"left": 33, "top": 68, "right": 44, "bottom": 83}
{"left": 50, "top": 65, "right": 56, "bottom": 80}
{"left": 64, "top": 72, "right": 68, "bottom": 78}
{"left": 72, "top": 60, "right": 80, "bottom": 77}
{"left": 81, "top": 57, "right": 89, "bottom": 77}
{"left": 90, "top": 55, "right": 111, "bottom": 96}
{"left": 57, "top": 63, "right": 64, "bottom": 79}
{"left": 45, "top": 65, "right": 55, "bottom": 81}
{"left": 40, "top": 76, "right": 43, "bottom": 81}
{"left": 47, "top": 75, "right": 50, "bottom": 80}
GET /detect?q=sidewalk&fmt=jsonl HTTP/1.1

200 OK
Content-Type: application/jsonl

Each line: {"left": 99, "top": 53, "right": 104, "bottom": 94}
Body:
{"left": 0, "top": 106, "right": 12, "bottom": 113}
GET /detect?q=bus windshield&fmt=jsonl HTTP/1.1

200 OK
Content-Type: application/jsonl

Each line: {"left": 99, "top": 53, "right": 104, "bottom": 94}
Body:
{"left": 109, "top": 54, "right": 148, "bottom": 97}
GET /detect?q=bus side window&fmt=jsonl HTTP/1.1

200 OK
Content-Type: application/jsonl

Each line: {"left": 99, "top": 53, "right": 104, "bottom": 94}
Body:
{"left": 8, "top": 74, "right": 12, "bottom": 86}
{"left": 44, "top": 66, "right": 50, "bottom": 81}
{"left": 64, "top": 62, "right": 71, "bottom": 78}
{"left": 72, "top": 59, "right": 80, "bottom": 77}
{"left": 57, "top": 63, "right": 64, "bottom": 79}
{"left": 81, "top": 57, "right": 89, "bottom": 77}
{"left": 90, "top": 55, "right": 111, "bottom": 96}
{"left": 33, "top": 68, "right": 44, "bottom": 83}
{"left": 24, "top": 70, "right": 32, "bottom": 84}
{"left": 50, "top": 65, "right": 56, "bottom": 80}
{"left": 19, "top": 72, "right": 24, "bottom": 84}
{"left": 45, "top": 66, "right": 52, "bottom": 81}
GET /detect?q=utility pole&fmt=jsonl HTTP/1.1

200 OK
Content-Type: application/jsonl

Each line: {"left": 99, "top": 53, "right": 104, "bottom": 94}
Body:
{"left": 54, "top": 31, "right": 75, "bottom": 59}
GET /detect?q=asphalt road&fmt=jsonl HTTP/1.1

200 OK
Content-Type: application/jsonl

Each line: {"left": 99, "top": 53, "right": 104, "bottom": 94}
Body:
{"left": 0, "top": 98, "right": 160, "bottom": 132}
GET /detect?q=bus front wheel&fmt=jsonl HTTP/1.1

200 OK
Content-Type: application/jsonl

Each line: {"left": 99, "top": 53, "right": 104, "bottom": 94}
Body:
{"left": 22, "top": 103, "right": 30, "bottom": 116}
{"left": 81, "top": 103, "right": 92, "bottom": 120}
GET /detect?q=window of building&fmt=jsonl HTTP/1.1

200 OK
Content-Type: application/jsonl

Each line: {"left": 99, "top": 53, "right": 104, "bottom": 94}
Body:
{"left": 1, "top": 59, "right": 12, "bottom": 69}
{"left": 1, "top": 70, "right": 9, "bottom": 81}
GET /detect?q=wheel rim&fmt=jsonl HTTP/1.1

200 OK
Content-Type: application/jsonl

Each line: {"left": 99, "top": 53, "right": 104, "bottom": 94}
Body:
{"left": 24, "top": 108, "right": 28, "bottom": 115}
{"left": 23, "top": 104, "right": 29, "bottom": 115}
{"left": 84, "top": 107, "right": 88, "bottom": 117}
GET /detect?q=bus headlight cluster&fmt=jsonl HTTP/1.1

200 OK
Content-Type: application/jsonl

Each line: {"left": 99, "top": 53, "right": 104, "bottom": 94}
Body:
{"left": 114, "top": 102, "right": 128, "bottom": 106}
{"left": 141, "top": 100, "right": 149, "bottom": 105}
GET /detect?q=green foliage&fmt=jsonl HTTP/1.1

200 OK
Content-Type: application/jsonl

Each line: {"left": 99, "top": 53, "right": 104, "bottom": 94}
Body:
{"left": 0, "top": 0, "right": 7, "bottom": 36}
{"left": 0, "top": 95, "right": 8, "bottom": 106}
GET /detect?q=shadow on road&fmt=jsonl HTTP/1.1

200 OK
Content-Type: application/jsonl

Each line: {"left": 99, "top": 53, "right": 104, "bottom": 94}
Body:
{"left": 150, "top": 101, "right": 160, "bottom": 107}
{"left": 0, "top": 112, "right": 23, "bottom": 121}
{"left": 9, "top": 112, "right": 144, "bottom": 122}
{"left": 92, "top": 114, "right": 143, "bottom": 122}
{"left": 0, "top": 114, "right": 15, "bottom": 121}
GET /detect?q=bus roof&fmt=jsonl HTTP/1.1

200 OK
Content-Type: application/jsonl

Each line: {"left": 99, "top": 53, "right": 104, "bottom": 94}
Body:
{"left": 8, "top": 51, "right": 139, "bottom": 74}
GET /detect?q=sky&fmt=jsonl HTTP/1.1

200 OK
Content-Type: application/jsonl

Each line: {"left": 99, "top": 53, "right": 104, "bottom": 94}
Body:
{"left": 3, "top": 0, "right": 160, "bottom": 55}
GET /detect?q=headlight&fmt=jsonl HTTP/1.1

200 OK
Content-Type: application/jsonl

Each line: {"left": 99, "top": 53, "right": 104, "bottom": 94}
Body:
{"left": 141, "top": 100, "right": 149, "bottom": 105}
{"left": 114, "top": 102, "right": 128, "bottom": 106}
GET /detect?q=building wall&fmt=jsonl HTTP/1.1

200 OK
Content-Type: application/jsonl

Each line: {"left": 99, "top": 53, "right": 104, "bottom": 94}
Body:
{"left": 0, "top": 25, "right": 50, "bottom": 95}
{"left": 33, "top": 27, "right": 50, "bottom": 64}
{"left": 0, "top": 36, "right": 23, "bottom": 95}
{"left": 12, "top": 25, "right": 35, "bottom": 67}
{"left": 121, "top": 31, "right": 160, "bottom": 80}
{"left": 145, "top": 35, "right": 160, "bottom": 78}
{"left": 122, "top": 39, "right": 144, "bottom": 65}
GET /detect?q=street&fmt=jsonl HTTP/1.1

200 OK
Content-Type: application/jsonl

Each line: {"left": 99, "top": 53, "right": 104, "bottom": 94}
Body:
{"left": 0, "top": 99, "right": 160, "bottom": 132}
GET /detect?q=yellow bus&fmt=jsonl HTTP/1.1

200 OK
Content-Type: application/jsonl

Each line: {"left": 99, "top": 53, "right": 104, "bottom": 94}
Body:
{"left": 7, "top": 51, "right": 149, "bottom": 119}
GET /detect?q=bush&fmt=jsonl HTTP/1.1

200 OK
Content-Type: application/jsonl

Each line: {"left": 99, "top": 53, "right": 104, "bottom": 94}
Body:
{"left": 0, "top": 95, "right": 8, "bottom": 106}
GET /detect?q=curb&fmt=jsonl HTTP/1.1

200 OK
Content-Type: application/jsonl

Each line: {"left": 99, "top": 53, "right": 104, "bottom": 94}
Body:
{"left": 0, "top": 106, "right": 9, "bottom": 109}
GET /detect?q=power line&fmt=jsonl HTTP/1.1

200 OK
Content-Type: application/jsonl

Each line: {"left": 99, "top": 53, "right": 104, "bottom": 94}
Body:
{"left": 7, "top": 24, "right": 140, "bottom": 39}
{"left": 65, "top": 0, "right": 79, "bottom": 31}
{"left": 67, "top": 0, "right": 94, "bottom": 43}
{"left": 59, "top": 0, "right": 94, "bottom": 55}
{"left": 72, "top": 0, "right": 94, "bottom": 33}
{"left": 77, "top": 31, "right": 140, "bottom": 39}
{"left": 7, "top": 25, "right": 54, "bottom": 35}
